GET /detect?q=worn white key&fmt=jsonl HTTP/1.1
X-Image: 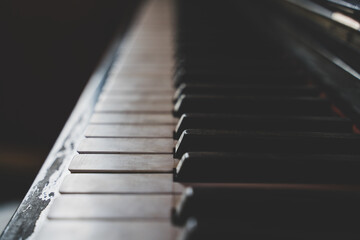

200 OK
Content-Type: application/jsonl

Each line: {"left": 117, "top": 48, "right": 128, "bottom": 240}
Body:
{"left": 69, "top": 154, "right": 174, "bottom": 173}
{"left": 102, "top": 89, "right": 174, "bottom": 94}
{"left": 36, "top": 221, "right": 180, "bottom": 240}
{"left": 99, "top": 98, "right": 171, "bottom": 106}
{"left": 95, "top": 102, "right": 172, "bottom": 113}
{"left": 108, "top": 73, "right": 171, "bottom": 83}
{"left": 90, "top": 113, "right": 175, "bottom": 124}
{"left": 99, "top": 93, "right": 173, "bottom": 102}
{"left": 77, "top": 138, "right": 174, "bottom": 154}
{"left": 48, "top": 195, "right": 175, "bottom": 219}
{"left": 85, "top": 124, "right": 173, "bottom": 138}
{"left": 103, "top": 81, "right": 173, "bottom": 91}
{"left": 60, "top": 173, "right": 181, "bottom": 194}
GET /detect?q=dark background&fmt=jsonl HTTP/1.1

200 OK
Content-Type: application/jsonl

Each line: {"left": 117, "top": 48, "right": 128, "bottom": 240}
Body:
{"left": 0, "top": 0, "right": 138, "bottom": 201}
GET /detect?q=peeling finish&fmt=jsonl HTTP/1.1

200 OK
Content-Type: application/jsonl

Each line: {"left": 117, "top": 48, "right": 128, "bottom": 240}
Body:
{"left": 0, "top": 3, "right": 139, "bottom": 239}
{"left": 0, "top": 113, "right": 88, "bottom": 240}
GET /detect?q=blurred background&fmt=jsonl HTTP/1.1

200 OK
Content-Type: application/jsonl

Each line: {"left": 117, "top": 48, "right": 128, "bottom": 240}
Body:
{"left": 0, "top": 0, "right": 138, "bottom": 231}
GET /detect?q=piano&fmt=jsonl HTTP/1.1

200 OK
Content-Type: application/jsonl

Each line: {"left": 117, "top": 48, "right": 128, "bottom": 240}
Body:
{"left": 2, "top": 0, "right": 360, "bottom": 239}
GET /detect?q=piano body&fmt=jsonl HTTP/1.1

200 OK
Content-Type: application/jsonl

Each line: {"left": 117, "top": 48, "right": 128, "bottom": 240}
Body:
{"left": 2, "top": 0, "right": 360, "bottom": 239}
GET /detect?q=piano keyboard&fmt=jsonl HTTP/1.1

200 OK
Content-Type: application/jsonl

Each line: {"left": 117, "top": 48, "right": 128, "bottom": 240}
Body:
{"left": 24, "top": 0, "right": 360, "bottom": 239}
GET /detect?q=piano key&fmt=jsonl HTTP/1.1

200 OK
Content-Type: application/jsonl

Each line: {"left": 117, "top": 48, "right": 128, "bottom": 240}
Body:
{"left": 179, "top": 218, "right": 360, "bottom": 240}
{"left": 102, "top": 88, "right": 174, "bottom": 94}
{"left": 172, "top": 185, "right": 360, "bottom": 227}
{"left": 95, "top": 102, "right": 172, "bottom": 113}
{"left": 174, "top": 152, "right": 360, "bottom": 183}
{"left": 90, "top": 113, "right": 176, "bottom": 124}
{"left": 103, "top": 81, "right": 173, "bottom": 91}
{"left": 174, "top": 114, "right": 353, "bottom": 138}
{"left": 78, "top": 138, "right": 174, "bottom": 154}
{"left": 60, "top": 173, "right": 182, "bottom": 194}
{"left": 69, "top": 154, "right": 174, "bottom": 173}
{"left": 174, "top": 65, "right": 305, "bottom": 81}
{"left": 174, "top": 129, "right": 360, "bottom": 158}
{"left": 85, "top": 124, "right": 173, "bottom": 138}
{"left": 48, "top": 195, "right": 176, "bottom": 220}
{"left": 173, "top": 83, "right": 319, "bottom": 100}
{"left": 173, "top": 71, "right": 307, "bottom": 87}
{"left": 99, "top": 93, "right": 173, "bottom": 101}
{"left": 36, "top": 221, "right": 180, "bottom": 240}
{"left": 108, "top": 74, "right": 172, "bottom": 84}
{"left": 99, "top": 98, "right": 171, "bottom": 106}
{"left": 173, "top": 95, "right": 333, "bottom": 117}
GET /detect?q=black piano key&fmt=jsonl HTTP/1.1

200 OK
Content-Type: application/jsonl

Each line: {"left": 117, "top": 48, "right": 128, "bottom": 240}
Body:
{"left": 172, "top": 185, "right": 360, "bottom": 229}
{"left": 174, "top": 114, "right": 352, "bottom": 139}
{"left": 173, "top": 71, "right": 307, "bottom": 87}
{"left": 173, "top": 84, "right": 319, "bottom": 101}
{"left": 174, "top": 152, "right": 360, "bottom": 183}
{"left": 174, "top": 130, "right": 360, "bottom": 158}
{"left": 179, "top": 218, "right": 360, "bottom": 240}
{"left": 173, "top": 95, "right": 333, "bottom": 117}
{"left": 175, "top": 56, "right": 295, "bottom": 70}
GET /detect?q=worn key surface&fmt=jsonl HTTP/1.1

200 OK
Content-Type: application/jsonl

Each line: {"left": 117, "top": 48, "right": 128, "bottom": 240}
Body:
{"left": 85, "top": 124, "right": 173, "bottom": 138}
{"left": 36, "top": 221, "right": 180, "bottom": 240}
{"left": 90, "top": 113, "right": 176, "bottom": 124}
{"left": 69, "top": 154, "right": 174, "bottom": 173}
{"left": 78, "top": 138, "right": 174, "bottom": 154}
{"left": 60, "top": 173, "right": 183, "bottom": 194}
{"left": 48, "top": 195, "right": 176, "bottom": 220}
{"left": 95, "top": 102, "right": 173, "bottom": 113}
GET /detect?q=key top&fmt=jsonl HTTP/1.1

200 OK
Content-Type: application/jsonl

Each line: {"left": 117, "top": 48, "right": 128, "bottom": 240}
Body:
{"left": 174, "top": 83, "right": 319, "bottom": 100}
{"left": 172, "top": 185, "right": 360, "bottom": 229}
{"left": 173, "top": 95, "right": 333, "bottom": 117}
{"left": 179, "top": 218, "right": 360, "bottom": 240}
{"left": 96, "top": 102, "right": 172, "bottom": 113}
{"left": 69, "top": 154, "right": 174, "bottom": 173}
{"left": 48, "top": 195, "right": 175, "bottom": 220}
{"left": 60, "top": 173, "right": 179, "bottom": 194}
{"left": 78, "top": 138, "right": 174, "bottom": 154}
{"left": 174, "top": 130, "right": 360, "bottom": 158}
{"left": 90, "top": 113, "right": 176, "bottom": 124}
{"left": 37, "top": 221, "right": 180, "bottom": 240}
{"left": 174, "top": 114, "right": 352, "bottom": 139}
{"left": 173, "top": 71, "right": 307, "bottom": 87}
{"left": 85, "top": 124, "right": 173, "bottom": 138}
{"left": 174, "top": 152, "right": 360, "bottom": 183}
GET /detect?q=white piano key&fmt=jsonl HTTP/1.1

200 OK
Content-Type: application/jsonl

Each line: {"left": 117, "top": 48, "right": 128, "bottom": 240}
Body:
{"left": 85, "top": 124, "right": 173, "bottom": 138}
{"left": 99, "top": 93, "right": 173, "bottom": 101}
{"left": 102, "top": 88, "right": 174, "bottom": 94}
{"left": 36, "top": 221, "right": 180, "bottom": 240}
{"left": 90, "top": 113, "right": 176, "bottom": 124}
{"left": 60, "top": 173, "right": 181, "bottom": 194}
{"left": 77, "top": 138, "right": 174, "bottom": 154}
{"left": 48, "top": 195, "right": 176, "bottom": 219}
{"left": 69, "top": 154, "right": 174, "bottom": 173}
{"left": 95, "top": 101, "right": 173, "bottom": 113}
{"left": 103, "top": 81, "right": 173, "bottom": 91}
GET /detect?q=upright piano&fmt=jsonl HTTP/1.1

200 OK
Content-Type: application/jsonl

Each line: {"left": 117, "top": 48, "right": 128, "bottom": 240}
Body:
{"left": 2, "top": 0, "right": 360, "bottom": 239}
